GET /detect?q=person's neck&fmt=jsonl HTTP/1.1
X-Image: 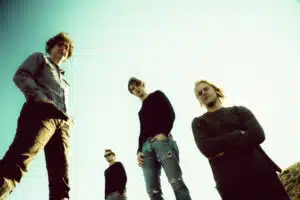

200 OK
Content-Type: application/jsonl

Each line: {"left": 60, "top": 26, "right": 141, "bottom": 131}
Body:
{"left": 206, "top": 100, "right": 223, "bottom": 112}
{"left": 139, "top": 93, "right": 149, "bottom": 102}
{"left": 109, "top": 160, "right": 116, "bottom": 166}
{"left": 49, "top": 56, "right": 63, "bottom": 66}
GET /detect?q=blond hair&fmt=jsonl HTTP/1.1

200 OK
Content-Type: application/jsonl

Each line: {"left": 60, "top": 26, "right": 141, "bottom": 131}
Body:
{"left": 194, "top": 80, "right": 225, "bottom": 105}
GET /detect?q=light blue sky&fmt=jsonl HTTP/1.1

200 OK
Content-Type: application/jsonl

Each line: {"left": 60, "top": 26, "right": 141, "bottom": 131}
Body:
{"left": 0, "top": 0, "right": 299, "bottom": 199}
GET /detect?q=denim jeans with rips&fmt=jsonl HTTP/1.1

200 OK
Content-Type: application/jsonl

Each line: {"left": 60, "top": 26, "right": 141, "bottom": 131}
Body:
{"left": 142, "top": 137, "right": 192, "bottom": 200}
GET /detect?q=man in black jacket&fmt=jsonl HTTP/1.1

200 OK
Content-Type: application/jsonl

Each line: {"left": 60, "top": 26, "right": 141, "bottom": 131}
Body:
{"left": 104, "top": 149, "right": 127, "bottom": 200}
{"left": 128, "top": 77, "right": 192, "bottom": 200}
{"left": 191, "top": 79, "right": 290, "bottom": 200}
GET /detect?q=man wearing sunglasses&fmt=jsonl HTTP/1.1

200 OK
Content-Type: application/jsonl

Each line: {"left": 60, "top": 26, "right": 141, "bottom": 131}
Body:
{"left": 104, "top": 149, "right": 127, "bottom": 200}
{"left": 127, "top": 77, "right": 192, "bottom": 200}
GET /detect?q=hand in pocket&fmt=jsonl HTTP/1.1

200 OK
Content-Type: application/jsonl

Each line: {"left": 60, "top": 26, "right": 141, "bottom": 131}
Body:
{"left": 154, "top": 133, "right": 168, "bottom": 141}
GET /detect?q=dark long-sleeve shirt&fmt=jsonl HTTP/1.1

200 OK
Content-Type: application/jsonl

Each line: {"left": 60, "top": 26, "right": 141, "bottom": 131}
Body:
{"left": 137, "top": 90, "right": 175, "bottom": 153}
{"left": 104, "top": 162, "right": 127, "bottom": 198}
{"left": 191, "top": 106, "right": 281, "bottom": 184}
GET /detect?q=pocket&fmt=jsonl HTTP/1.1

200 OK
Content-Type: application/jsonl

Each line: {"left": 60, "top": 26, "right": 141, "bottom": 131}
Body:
{"left": 152, "top": 139, "right": 171, "bottom": 151}
{"left": 142, "top": 141, "right": 151, "bottom": 154}
{"left": 155, "top": 139, "right": 179, "bottom": 155}
{"left": 171, "top": 140, "right": 179, "bottom": 155}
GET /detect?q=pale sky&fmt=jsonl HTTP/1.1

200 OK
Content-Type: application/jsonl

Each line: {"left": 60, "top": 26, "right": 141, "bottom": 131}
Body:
{"left": 1, "top": 0, "right": 299, "bottom": 199}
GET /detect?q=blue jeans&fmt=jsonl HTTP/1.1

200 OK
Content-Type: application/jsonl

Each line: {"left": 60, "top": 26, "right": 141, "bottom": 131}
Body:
{"left": 142, "top": 137, "right": 192, "bottom": 200}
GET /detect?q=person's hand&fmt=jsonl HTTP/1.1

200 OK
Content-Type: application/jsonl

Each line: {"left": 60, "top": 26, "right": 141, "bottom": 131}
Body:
{"left": 137, "top": 152, "right": 144, "bottom": 167}
{"left": 154, "top": 133, "right": 168, "bottom": 141}
{"left": 37, "top": 98, "right": 69, "bottom": 120}
{"left": 215, "top": 152, "right": 224, "bottom": 157}
{"left": 38, "top": 98, "right": 54, "bottom": 104}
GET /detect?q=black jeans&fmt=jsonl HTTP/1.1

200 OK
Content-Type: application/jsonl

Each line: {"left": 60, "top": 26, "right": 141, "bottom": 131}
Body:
{"left": 105, "top": 191, "right": 127, "bottom": 200}
{"left": 0, "top": 102, "right": 73, "bottom": 200}
{"left": 216, "top": 170, "right": 291, "bottom": 200}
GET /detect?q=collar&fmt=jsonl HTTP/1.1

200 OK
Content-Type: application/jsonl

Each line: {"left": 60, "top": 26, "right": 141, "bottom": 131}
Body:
{"left": 45, "top": 56, "right": 66, "bottom": 75}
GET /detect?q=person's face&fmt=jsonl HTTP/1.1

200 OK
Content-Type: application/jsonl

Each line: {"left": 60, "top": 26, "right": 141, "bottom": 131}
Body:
{"left": 50, "top": 41, "right": 70, "bottom": 62}
{"left": 129, "top": 82, "right": 146, "bottom": 98}
{"left": 104, "top": 152, "right": 115, "bottom": 163}
{"left": 194, "top": 82, "right": 218, "bottom": 107}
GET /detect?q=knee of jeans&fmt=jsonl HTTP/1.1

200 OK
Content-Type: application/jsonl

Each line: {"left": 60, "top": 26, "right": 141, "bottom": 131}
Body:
{"left": 170, "top": 177, "right": 185, "bottom": 190}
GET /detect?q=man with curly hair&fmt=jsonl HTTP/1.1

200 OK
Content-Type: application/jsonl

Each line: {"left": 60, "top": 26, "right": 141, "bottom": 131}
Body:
{"left": 0, "top": 32, "right": 74, "bottom": 200}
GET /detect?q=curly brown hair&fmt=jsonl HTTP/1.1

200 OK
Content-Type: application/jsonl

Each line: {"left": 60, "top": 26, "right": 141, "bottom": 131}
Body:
{"left": 45, "top": 32, "right": 74, "bottom": 59}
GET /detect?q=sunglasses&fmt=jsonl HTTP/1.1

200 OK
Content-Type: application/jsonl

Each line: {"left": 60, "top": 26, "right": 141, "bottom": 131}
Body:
{"left": 104, "top": 153, "right": 113, "bottom": 158}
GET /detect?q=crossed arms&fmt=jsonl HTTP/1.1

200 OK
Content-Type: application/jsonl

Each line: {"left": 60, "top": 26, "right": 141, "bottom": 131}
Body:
{"left": 191, "top": 106, "right": 265, "bottom": 158}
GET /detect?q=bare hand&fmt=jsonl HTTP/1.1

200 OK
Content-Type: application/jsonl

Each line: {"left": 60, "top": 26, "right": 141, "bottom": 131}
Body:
{"left": 39, "top": 98, "right": 54, "bottom": 104}
{"left": 154, "top": 133, "right": 168, "bottom": 141}
{"left": 216, "top": 152, "right": 224, "bottom": 157}
{"left": 137, "top": 152, "right": 144, "bottom": 167}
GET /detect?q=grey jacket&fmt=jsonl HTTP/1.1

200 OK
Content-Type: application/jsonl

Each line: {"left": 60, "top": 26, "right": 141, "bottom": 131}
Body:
{"left": 13, "top": 52, "right": 70, "bottom": 117}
